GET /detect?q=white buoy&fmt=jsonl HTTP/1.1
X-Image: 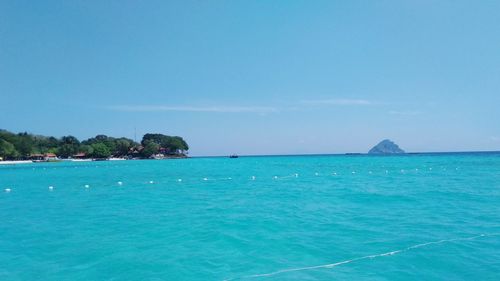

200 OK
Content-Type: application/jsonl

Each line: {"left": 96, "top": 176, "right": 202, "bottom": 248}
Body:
{"left": 333, "top": 172, "right": 337, "bottom": 175}
{"left": 84, "top": 184, "right": 90, "bottom": 188}
{"left": 251, "top": 176, "right": 256, "bottom": 180}
{"left": 352, "top": 171, "right": 356, "bottom": 174}
{"left": 401, "top": 169, "right": 405, "bottom": 173}
{"left": 315, "top": 172, "right": 319, "bottom": 176}
{"left": 273, "top": 176, "right": 278, "bottom": 179}
{"left": 117, "top": 181, "right": 123, "bottom": 185}
{"left": 228, "top": 177, "right": 232, "bottom": 180}
{"left": 48, "top": 186, "right": 54, "bottom": 191}
{"left": 149, "top": 181, "right": 154, "bottom": 184}
{"left": 429, "top": 167, "right": 432, "bottom": 170}
{"left": 368, "top": 171, "right": 372, "bottom": 174}
{"left": 385, "top": 170, "right": 389, "bottom": 173}
{"left": 177, "top": 179, "right": 182, "bottom": 182}
{"left": 295, "top": 173, "right": 299, "bottom": 178}
{"left": 4, "top": 188, "right": 11, "bottom": 193}
{"left": 203, "top": 178, "right": 208, "bottom": 181}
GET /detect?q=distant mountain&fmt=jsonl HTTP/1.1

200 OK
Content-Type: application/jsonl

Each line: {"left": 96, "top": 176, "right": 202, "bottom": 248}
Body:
{"left": 368, "top": 139, "right": 405, "bottom": 154}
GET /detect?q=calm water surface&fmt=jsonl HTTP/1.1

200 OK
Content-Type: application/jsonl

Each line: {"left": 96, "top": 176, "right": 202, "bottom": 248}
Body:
{"left": 1, "top": 154, "right": 499, "bottom": 280}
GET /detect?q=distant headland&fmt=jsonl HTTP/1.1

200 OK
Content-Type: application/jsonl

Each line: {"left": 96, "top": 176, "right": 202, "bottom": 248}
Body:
{"left": 0, "top": 129, "right": 188, "bottom": 162}
{"left": 368, "top": 139, "right": 405, "bottom": 154}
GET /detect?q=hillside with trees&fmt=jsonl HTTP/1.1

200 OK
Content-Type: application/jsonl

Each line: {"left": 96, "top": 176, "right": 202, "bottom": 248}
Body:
{"left": 0, "top": 129, "right": 188, "bottom": 160}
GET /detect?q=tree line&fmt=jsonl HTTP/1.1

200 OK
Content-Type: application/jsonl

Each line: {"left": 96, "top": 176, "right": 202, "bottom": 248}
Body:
{"left": 0, "top": 129, "right": 189, "bottom": 160}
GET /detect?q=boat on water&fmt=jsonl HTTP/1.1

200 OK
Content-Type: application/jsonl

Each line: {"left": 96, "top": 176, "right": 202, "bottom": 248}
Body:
{"left": 229, "top": 154, "right": 239, "bottom": 158}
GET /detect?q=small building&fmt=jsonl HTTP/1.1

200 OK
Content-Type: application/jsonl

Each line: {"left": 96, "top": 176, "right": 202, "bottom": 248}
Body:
{"left": 29, "top": 153, "right": 58, "bottom": 161}
{"left": 45, "top": 153, "right": 57, "bottom": 161}
{"left": 129, "top": 146, "right": 143, "bottom": 155}
{"left": 73, "top": 152, "right": 87, "bottom": 159}
{"left": 29, "top": 153, "right": 45, "bottom": 161}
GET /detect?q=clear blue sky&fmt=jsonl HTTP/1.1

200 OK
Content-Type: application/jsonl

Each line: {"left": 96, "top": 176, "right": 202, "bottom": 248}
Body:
{"left": 1, "top": 1, "right": 499, "bottom": 156}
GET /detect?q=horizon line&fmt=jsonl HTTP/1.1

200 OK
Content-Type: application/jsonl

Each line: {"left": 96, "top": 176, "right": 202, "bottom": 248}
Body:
{"left": 190, "top": 150, "right": 500, "bottom": 158}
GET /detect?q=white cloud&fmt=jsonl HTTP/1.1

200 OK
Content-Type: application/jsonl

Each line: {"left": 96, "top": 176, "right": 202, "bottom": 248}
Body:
{"left": 107, "top": 105, "right": 279, "bottom": 113}
{"left": 106, "top": 98, "right": 379, "bottom": 114}
{"left": 300, "top": 99, "right": 372, "bottom": 105}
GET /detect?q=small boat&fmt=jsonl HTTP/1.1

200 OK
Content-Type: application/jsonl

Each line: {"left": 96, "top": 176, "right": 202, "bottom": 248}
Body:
{"left": 108, "top": 157, "right": 127, "bottom": 161}
{"left": 229, "top": 154, "right": 239, "bottom": 158}
{"left": 70, "top": 159, "right": 93, "bottom": 162}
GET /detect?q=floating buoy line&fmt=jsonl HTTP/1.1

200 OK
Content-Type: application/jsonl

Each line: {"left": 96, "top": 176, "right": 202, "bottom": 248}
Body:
{"left": 2, "top": 166, "right": 462, "bottom": 194}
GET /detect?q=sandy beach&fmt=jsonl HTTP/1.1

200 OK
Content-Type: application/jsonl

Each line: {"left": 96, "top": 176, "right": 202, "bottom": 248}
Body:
{"left": 0, "top": 160, "right": 33, "bottom": 165}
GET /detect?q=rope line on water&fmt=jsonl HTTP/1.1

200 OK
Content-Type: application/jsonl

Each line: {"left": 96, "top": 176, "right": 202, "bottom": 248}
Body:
{"left": 223, "top": 233, "right": 500, "bottom": 280}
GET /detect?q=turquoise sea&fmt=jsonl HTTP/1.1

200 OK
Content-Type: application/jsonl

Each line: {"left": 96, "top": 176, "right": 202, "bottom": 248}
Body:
{"left": 1, "top": 153, "right": 499, "bottom": 280}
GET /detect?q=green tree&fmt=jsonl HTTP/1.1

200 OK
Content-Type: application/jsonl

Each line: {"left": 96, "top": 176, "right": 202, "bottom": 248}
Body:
{"left": 141, "top": 133, "right": 189, "bottom": 155}
{"left": 58, "top": 135, "right": 81, "bottom": 158}
{"left": 31, "top": 135, "right": 59, "bottom": 154}
{"left": 90, "top": 143, "right": 111, "bottom": 159}
{"left": 61, "top": 135, "right": 80, "bottom": 145}
{"left": 82, "top": 135, "right": 121, "bottom": 155}
{"left": 141, "top": 141, "right": 159, "bottom": 158}
{"left": 12, "top": 132, "right": 34, "bottom": 157}
{"left": 114, "top": 138, "right": 132, "bottom": 156}
{"left": 167, "top": 136, "right": 189, "bottom": 154}
{"left": 78, "top": 144, "right": 93, "bottom": 155}
{"left": 0, "top": 129, "right": 188, "bottom": 160}
{"left": 58, "top": 144, "right": 76, "bottom": 158}
{"left": 0, "top": 139, "right": 19, "bottom": 160}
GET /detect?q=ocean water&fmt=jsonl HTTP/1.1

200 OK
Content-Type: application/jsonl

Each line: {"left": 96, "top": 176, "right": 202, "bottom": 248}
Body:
{"left": 1, "top": 153, "right": 499, "bottom": 280}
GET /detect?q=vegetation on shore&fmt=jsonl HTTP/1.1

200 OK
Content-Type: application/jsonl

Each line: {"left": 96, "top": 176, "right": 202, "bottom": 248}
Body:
{"left": 0, "top": 129, "right": 188, "bottom": 160}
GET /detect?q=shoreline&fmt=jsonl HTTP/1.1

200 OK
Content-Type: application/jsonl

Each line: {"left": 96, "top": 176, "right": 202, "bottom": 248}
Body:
{"left": 2, "top": 150, "right": 499, "bottom": 165}
{"left": 0, "top": 156, "right": 189, "bottom": 165}
{"left": 0, "top": 160, "right": 34, "bottom": 165}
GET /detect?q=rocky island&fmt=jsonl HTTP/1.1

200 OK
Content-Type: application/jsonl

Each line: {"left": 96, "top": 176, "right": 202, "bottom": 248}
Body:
{"left": 368, "top": 139, "right": 405, "bottom": 154}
